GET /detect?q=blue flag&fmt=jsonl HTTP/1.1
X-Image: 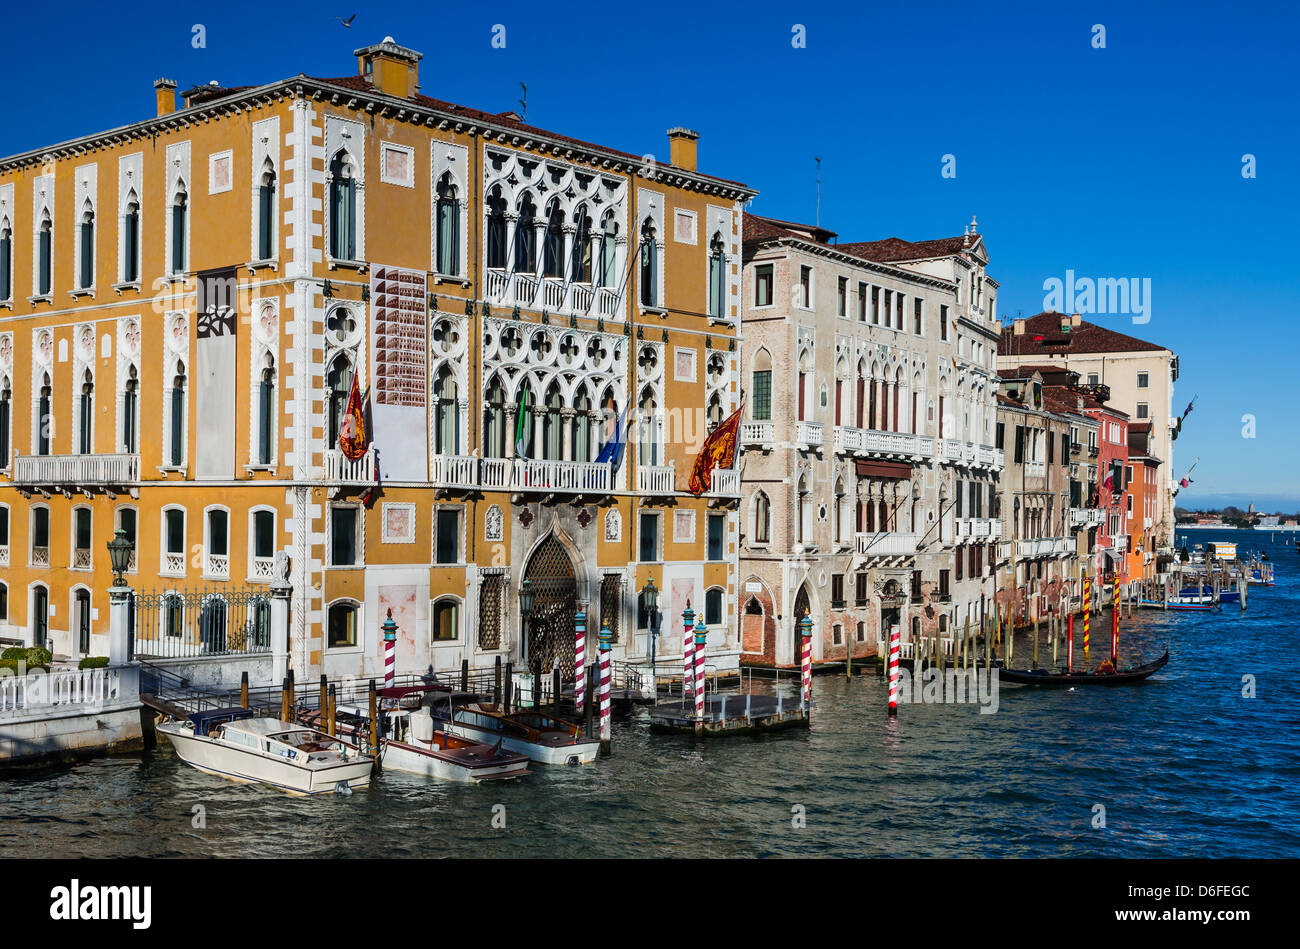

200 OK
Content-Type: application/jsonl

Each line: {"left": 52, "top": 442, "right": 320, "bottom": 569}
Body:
{"left": 595, "top": 409, "right": 626, "bottom": 472}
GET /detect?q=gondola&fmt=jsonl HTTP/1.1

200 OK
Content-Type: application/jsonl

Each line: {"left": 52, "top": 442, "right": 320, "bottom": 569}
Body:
{"left": 996, "top": 649, "right": 1169, "bottom": 687}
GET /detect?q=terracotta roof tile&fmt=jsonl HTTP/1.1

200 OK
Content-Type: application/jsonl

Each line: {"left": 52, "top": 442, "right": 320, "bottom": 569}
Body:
{"left": 999, "top": 312, "right": 1167, "bottom": 356}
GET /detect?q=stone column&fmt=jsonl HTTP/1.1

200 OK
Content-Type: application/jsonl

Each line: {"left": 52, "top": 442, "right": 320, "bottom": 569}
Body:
{"left": 271, "top": 578, "right": 292, "bottom": 686}
{"left": 108, "top": 585, "right": 133, "bottom": 667}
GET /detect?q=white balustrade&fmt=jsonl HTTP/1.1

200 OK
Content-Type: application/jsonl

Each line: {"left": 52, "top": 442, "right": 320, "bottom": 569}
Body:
{"left": 251, "top": 557, "right": 275, "bottom": 581}
{"left": 31, "top": 546, "right": 49, "bottom": 567}
{"left": 637, "top": 464, "right": 675, "bottom": 495}
{"left": 429, "top": 454, "right": 479, "bottom": 490}
{"left": 12, "top": 452, "right": 139, "bottom": 486}
{"left": 206, "top": 554, "right": 230, "bottom": 580}
{"left": 323, "top": 446, "right": 375, "bottom": 484}
{"left": 796, "top": 420, "right": 824, "bottom": 447}
{"left": 0, "top": 667, "right": 120, "bottom": 714}
{"left": 856, "top": 532, "right": 919, "bottom": 558}
{"left": 741, "top": 421, "right": 773, "bottom": 445}
{"left": 710, "top": 468, "right": 740, "bottom": 496}
{"left": 0, "top": 545, "right": 9, "bottom": 567}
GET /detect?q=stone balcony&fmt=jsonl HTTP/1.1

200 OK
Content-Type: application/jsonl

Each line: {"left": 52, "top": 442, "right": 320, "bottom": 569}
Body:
{"left": 637, "top": 463, "right": 675, "bottom": 495}
{"left": 795, "top": 420, "right": 824, "bottom": 449}
{"left": 484, "top": 268, "right": 622, "bottom": 319}
{"left": 1069, "top": 507, "right": 1105, "bottom": 529}
{"left": 956, "top": 517, "right": 1002, "bottom": 540}
{"left": 741, "top": 421, "right": 774, "bottom": 448}
{"left": 1015, "top": 536, "right": 1074, "bottom": 558}
{"left": 11, "top": 452, "right": 139, "bottom": 495}
{"left": 429, "top": 454, "right": 479, "bottom": 491}
{"left": 855, "top": 531, "right": 919, "bottom": 560}
{"left": 1024, "top": 460, "right": 1046, "bottom": 478}
{"left": 834, "top": 426, "right": 935, "bottom": 461}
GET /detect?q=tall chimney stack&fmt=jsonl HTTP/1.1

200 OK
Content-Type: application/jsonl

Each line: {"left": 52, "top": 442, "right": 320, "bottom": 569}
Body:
{"left": 667, "top": 127, "right": 700, "bottom": 172}
{"left": 355, "top": 36, "right": 423, "bottom": 99}
{"left": 154, "top": 78, "right": 177, "bottom": 117}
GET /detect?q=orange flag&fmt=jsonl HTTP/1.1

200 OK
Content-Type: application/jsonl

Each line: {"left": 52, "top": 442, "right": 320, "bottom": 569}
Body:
{"left": 338, "top": 374, "right": 368, "bottom": 461}
{"left": 688, "top": 405, "right": 743, "bottom": 495}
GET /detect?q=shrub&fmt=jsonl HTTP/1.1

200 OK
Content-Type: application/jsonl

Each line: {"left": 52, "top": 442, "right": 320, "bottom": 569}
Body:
{"left": 78, "top": 656, "right": 110, "bottom": 670}
{"left": 1, "top": 647, "right": 25, "bottom": 662}
{"left": 25, "top": 647, "right": 53, "bottom": 668}
{"left": 0, "top": 658, "right": 49, "bottom": 674}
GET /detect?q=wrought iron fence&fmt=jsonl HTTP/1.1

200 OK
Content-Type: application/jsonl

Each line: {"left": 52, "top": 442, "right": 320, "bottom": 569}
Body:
{"left": 132, "top": 587, "right": 273, "bottom": 660}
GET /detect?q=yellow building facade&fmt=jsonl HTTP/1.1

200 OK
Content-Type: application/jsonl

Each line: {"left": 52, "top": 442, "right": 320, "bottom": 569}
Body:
{"left": 0, "top": 37, "right": 755, "bottom": 686}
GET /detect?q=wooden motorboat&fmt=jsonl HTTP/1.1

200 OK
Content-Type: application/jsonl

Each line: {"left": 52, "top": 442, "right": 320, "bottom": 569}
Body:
{"left": 431, "top": 693, "right": 599, "bottom": 765}
{"left": 382, "top": 708, "right": 530, "bottom": 783}
{"left": 158, "top": 708, "right": 373, "bottom": 795}
{"left": 997, "top": 649, "right": 1169, "bottom": 687}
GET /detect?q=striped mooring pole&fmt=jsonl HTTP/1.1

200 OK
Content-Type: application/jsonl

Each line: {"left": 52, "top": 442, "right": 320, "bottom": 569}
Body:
{"left": 1083, "top": 575, "right": 1091, "bottom": 657}
{"left": 799, "top": 611, "right": 813, "bottom": 711}
{"left": 382, "top": 608, "right": 397, "bottom": 688}
{"left": 1111, "top": 577, "right": 1120, "bottom": 663}
{"left": 573, "top": 605, "right": 587, "bottom": 713}
{"left": 887, "top": 623, "right": 901, "bottom": 716}
{"left": 682, "top": 600, "right": 696, "bottom": 700}
{"left": 598, "top": 625, "right": 613, "bottom": 756}
{"left": 1066, "top": 613, "right": 1075, "bottom": 673}
{"left": 693, "top": 618, "right": 707, "bottom": 733}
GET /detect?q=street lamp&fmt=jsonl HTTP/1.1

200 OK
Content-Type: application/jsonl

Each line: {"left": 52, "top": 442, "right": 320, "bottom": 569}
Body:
{"left": 518, "top": 578, "right": 534, "bottom": 667}
{"left": 107, "top": 527, "right": 134, "bottom": 587}
{"left": 640, "top": 578, "right": 660, "bottom": 692}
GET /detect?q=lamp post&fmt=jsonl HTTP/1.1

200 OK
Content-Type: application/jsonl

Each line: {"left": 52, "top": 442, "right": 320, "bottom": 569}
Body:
{"left": 106, "top": 527, "right": 135, "bottom": 667}
{"left": 519, "top": 578, "right": 535, "bottom": 706}
{"left": 640, "top": 578, "right": 660, "bottom": 697}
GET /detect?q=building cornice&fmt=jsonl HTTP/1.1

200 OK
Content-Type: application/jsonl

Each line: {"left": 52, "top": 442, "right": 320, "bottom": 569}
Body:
{"left": 745, "top": 237, "right": 956, "bottom": 293}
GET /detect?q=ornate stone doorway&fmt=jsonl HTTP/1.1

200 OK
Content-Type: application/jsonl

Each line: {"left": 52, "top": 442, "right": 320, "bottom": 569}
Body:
{"left": 522, "top": 534, "right": 577, "bottom": 678}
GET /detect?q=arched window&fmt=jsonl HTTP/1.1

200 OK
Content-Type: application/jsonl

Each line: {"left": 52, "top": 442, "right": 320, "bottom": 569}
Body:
{"left": 328, "top": 152, "right": 357, "bottom": 260}
{"left": 834, "top": 477, "right": 847, "bottom": 544}
{"left": 484, "top": 374, "right": 506, "bottom": 458}
{"left": 543, "top": 201, "right": 565, "bottom": 278}
{"left": 797, "top": 475, "right": 811, "bottom": 544}
{"left": 115, "top": 506, "right": 137, "bottom": 573}
{"left": 37, "top": 212, "right": 52, "bottom": 295}
{"left": 515, "top": 379, "right": 536, "bottom": 458}
{"left": 122, "top": 192, "right": 141, "bottom": 283}
{"left": 596, "top": 387, "right": 618, "bottom": 457}
{"left": 515, "top": 193, "right": 537, "bottom": 273}
{"left": 168, "top": 361, "right": 186, "bottom": 467}
{"left": 72, "top": 506, "right": 92, "bottom": 569}
{"left": 257, "top": 355, "right": 276, "bottom": 465}
{"left": 32, "top": 585, "right": 49, "bottom": 648}
{"left": 205, "top": 507, "right": 229, "bottom": 579}
{"left": 199, "top": 594, "right": 229, "bottom": 653}
{"left": 707, "top": 392, "right": 724, "bottom": 431}
{"left": 485, "top": 187, "right": 507, "bottom": 269}
{"left": 170, "top": 186, "right": 188, "bottom": 274}
{"left": 78, "top": 369, "right": 93, "bottom": 454}
{"left": 0, "top": 374, "right": 10, "bottom": 468}
{"left": 572, "top": 386, "right": 592, "bottom": 462}
{"left": 705, "top": 588, "right": 724, "bottom": 626}
{"left": 638, "top": 386, "right": 657, "bottom": 467}
{"left": 753, "top": 489, "right": 771, "bottom": 544}
{"left": 597, "top": 211, "right": 618, "bottom": 288}
{"left": 751, "top": 348, "right": 772, "bottom": 421}
{"left": 326, "top": 355, "right": 353, "bottom": 447}
{"left": 707, "top": 232, "right": 725, "bottom": 317}
{"left": 0, "top": 218, "right": 11, "bottom": 300}
{"left": 434, "top": 365, "right": 458, "bottom": 455}
{"left": 543, "top": 381, "right": 563, "bottom": 460}
{"left": 436, "top": 173, "right": 460, "bottom": 276}
{"left": 258, "top": 160, "right": 277, "bottom": 261}
{"left": 121, "top": 365, "right": 139, "bottom": 453}
{"left": 432, "top": 597, "right": 460, "bottom": 643}
{"left": 797, "top": 351, "right": 811, "bottom": 422}
{"left": 162, "top": 506, "right": 186, "bottom": 575}
{"left": 78, "top": 202, "right": 95, "bottom": 289}
{"left": 163, "top": 592, "right": 185, "bottom": 639}
{"left": 31, "top": 506, "right": 50, "bottom": 566}
{"left": 856, "top": 359, "right": 868, "bottom": 428}
{"left": 75, "top": 588, "right": 92, "bottom": 654}
{"left": 571, "top": 205, "right": 593, "bottom": 283}
{"left": 639, "top": 218, "right": 658, "bottom": 307}
{"left": 37, "top": 372, "right": 51, "bottom": 456}
{"left": 327, "top": 600, "right": 359, "bottom": 648}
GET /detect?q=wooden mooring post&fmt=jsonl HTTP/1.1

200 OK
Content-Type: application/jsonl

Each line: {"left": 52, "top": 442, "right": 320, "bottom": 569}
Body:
{"left": 367, "top": 680, "right": 379, "bottom": 762}
{"left": 239, "top": 671, "right": 249, "bottom": 709}
{"left": 494, "top": 655, "right": 502, "bottom": 706}
{"left": 280, "top": 676, "right": 290, "bottom": 722}
{"left": 318, "top": 674, "right": 328, "bottom": 724}
{"left": 461, "top": 658, "right": 469, "bottom": 693}
{"left": 327, "top": 684, "right": 337, "bottom": 736}
{"left": 504, "top": 661, "right": 513, "bottom": 713}
{"left": 552, "top": 666, "right": 562, "bottom": 714}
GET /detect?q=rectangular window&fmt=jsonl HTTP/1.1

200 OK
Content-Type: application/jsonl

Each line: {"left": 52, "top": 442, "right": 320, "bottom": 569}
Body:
{"left": 752, "top": 370, "right": 772, "bottom": 421}
{"left": 435, "top": 508, "right": 460, "bottom": 564}
{"left": 940, "top": 304, "right": 949, "bottom": 340}
{"left": 330, "top": 506, "right": 357, "bottom": 566}
{"left": 706, "top": 514, "right": 725, "bottom": 562}
{"left": 955, "top": 548, "right": 963, "bottom": 581}
{"left": 638, "top": 512, "right": 659, "bottom": 562}
{"left": 207, "top": 510, "right": 228, "bottom": 557}
{"left": 872, "top": 286, "right": 880, "bottom": 324}
{"left": 165, "top": 510, "right": 185, "bottom": 554}
{"left": 995, "top": 421, "right": 1005, "bottom": 449}
{"left": 1088, "top": 373, "right": 1099, "bottom": 386}
{"left": 1047, "top": 431, "right": 1054, "bottom": 464}
{"left": 913, "top": 297, "right": 923, "bottom": 334}
{"left": 0, "top": 506, "right": 8, "bottom": 547}
{"left": 1014, "top": 425, "right": 1024, "bottom": 463}
{"left": 754, "top": 264, "right": 773, "bottom": 306}
{"left": 799, "top": 266, "right": 811, "bottom": 307}
{"left": 1060, "top": 433, "right": 1069, "bottom": 464}
{"left": 855, "top": 572, "right": 869, "bottom": 606}
{"left": 1137, "top": 372, "right": 1149, "bottom": 388}
{"left": 857, "top": 282, "right": 867, "bottom": 321}
{"left": 911, "top": 570, "right": 922, "bottom": 601}
{"left": 253, "top": 510, "right": 274, "bottom": 559}
{"left": 837, "top": 276, "right": 847, "bottom": 316}
{"left": 831, "top": 574, "right": 845, "bottom": 608}
{"left": 938, "top": 569, "right": 950, "bottom": 596}
{"left": 1136, "top": 403, "right": 1149, "bottom": 419}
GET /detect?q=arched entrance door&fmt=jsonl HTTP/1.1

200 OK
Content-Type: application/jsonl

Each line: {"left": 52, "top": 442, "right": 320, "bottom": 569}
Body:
{"left": 32, "top": 586, "right": 49, "bottom": 648}
{"left": 791, "top": 583, "right": 810, "bottom": 666}
{"left": 741, "top": 597, "right": 764, "bottom": 655}
{"left": 522, "top": 534, "right": 577, "bottom": 678}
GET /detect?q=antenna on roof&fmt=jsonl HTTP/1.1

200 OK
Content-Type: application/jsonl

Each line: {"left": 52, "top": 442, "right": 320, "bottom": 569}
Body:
{"left": 518, "top": 82, "right": 527, "bottom": 122}
{"left": 814, "top": 156, "right": 822, "bottom": 227}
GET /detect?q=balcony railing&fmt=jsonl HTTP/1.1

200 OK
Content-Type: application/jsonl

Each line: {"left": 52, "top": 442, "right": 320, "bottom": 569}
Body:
{"left": 837, "top": 428, "right": 935, "bottom": 460}
{"left": 1015, "top": 537, "right": 1074, "bottom": 558}
{"left": 956, "top": 517, "right": 1000, "bottom": 539}
{"left": 855, "top": 532, "right": 919, "bottom": 559}
{"left": 206, "top": 554, "right": 230, "bottom": 580}
{"left": 1069, "top": 507, "right": 1105, "bottom": 529}
{"left": 163, "top": 552, "right": 186, "bottom": 577}
{"left": 741, "top": 421, "right": 774, "bottom": 446}
{"left": 637, "top": 464, "right": 675, "bottom": 495}
{"left": 1024, "top": 460, "right": 1046, "bottom": 478}
{"left": 11, "top": 452, "right": 139, "bottom": 488}
{"left": 73, "top": 548, "right": 91, "bottom": 570}
{"left": 429, "top": 454, "right": 479, "bottom": 491}
{"left": 323, "top": 446, "right": 376, "bottom": 485}
{"left": 31, "top": 546, "right": 49, "bottom": 567}
{"left": 710, "top": 468, "right": 740, "bottom": 496}
{"left": 250, "top": 556, "right": 275, "bottom": 581}
{"left": 483, "top": 268, "right": 623, "bottom": 318}
{"left": 0, "top": 546, "right": 8, "bottom": 567}
{"left": 796, "top": 420, "right": 823, "bottom": 448}
{"left": 512, "top": 458, "right": 611, "bottom": 493}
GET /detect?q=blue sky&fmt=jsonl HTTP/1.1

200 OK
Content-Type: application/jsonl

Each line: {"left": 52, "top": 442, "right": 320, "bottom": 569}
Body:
{"left": 4, "top": 1, "right": 1296, "bottom": 508}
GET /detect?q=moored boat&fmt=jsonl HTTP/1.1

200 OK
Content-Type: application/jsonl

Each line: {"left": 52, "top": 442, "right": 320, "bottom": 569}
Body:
{"left": 158, "top": 708, "right": 373, "bottom": 795}
{"left": 997, "top": 649, "right": 1169, "bottom": 687}
{"left": 432, "top": 693, "right": 600, "bottom": 765}
{"left": 382, "top": 708, "right": 531, "bottom": 782}
{"left": 1138, "top": 598, "right": 1217, "bottom": 611}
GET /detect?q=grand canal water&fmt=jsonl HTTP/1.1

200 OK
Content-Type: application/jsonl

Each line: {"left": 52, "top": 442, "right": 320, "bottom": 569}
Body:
{"left": 3, "top": 527, "right": 1298, "bottom": 858}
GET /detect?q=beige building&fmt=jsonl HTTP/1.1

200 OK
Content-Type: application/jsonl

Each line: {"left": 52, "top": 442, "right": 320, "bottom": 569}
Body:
{"left": 737, "top": 214, "right": 1003, "bottom": 666}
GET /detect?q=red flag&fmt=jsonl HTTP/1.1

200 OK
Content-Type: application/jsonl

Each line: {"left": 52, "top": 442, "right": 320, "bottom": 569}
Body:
{"left": 338, "top": 374, "right": 368, "bottom": 461}
{"left": 688, "top": 405, "right": 743, "bottom": 495}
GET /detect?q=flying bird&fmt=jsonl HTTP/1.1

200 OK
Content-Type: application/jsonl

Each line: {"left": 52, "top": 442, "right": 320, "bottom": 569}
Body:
{"left": 335, "top": 14, "right": 356, "bottom": 28}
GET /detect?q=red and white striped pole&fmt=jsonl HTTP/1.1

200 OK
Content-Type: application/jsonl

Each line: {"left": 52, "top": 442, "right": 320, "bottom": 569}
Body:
{"left": 682, "top": 600, "right": 695, "bottom": 701}
{"left": 598, "top": 625, "right": 612, "bottom": 756}
{"left": 887, "top": 623, "right": 901, "bottom": 716}
{"left": 1066, "top": 613, "right": 1075, "bottom": 673}
{"left": 1083, "top": 575, "right": 1091, "bottom": 657}
{"left": 382, "top": 608, "right": 397, "bottom": 688}
{"left": 798, "top": 611, "right": 812, "bottom": 711}
{"left": 573, "top": 604, "right": 586, "bottom": 712}
{"left": 693, "top": 619, "right": 707, "bottom": 733}
{"left": 1111, "top": 576, "right": 1120, "bottom": 663}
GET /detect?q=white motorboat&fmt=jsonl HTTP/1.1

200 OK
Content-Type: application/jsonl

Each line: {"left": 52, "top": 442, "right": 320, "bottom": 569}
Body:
{"left": 432, "top": 693, "right": 600, "bottom": 766}
{"left": 382, "top": 708, "right": 531, "bottom": 782}
{"left": 158, "top": 708, "right": 373, "bottom": 795}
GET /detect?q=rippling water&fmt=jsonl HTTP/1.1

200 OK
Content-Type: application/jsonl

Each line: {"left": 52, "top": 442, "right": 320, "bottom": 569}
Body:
{"left": 3, "top": 528, "right": 1298, "bottom": 858}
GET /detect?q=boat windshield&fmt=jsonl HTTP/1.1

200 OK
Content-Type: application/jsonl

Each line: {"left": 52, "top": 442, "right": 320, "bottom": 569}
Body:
{"left": 269, "top": 730, "right": 345, "bottom": 754}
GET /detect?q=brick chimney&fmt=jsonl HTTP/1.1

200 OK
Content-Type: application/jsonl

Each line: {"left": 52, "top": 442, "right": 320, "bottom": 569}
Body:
{"left": 154, "top": 78, "right": 177, "bottom": 117}
{"left": 355, "top": 36, "right": 422, "bottom": 99}
{"left": 667, "top": 127, "right": 699, "bottom": 172}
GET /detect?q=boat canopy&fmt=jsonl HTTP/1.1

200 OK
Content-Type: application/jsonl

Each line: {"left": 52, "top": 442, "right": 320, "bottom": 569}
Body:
{"left": 187, "top": 707, "right": 256, "bottom": 734}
